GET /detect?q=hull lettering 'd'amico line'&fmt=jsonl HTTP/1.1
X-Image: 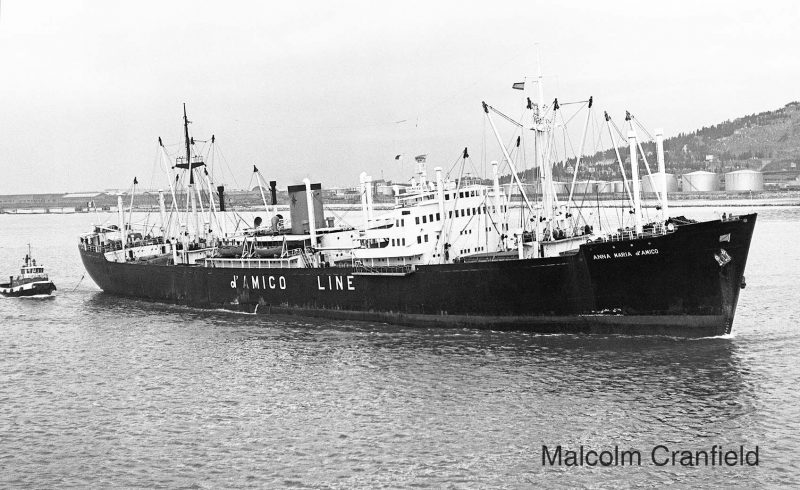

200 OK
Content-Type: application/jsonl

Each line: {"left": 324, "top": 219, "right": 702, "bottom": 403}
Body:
{"left": 79, "top": 81, "right": 756, "bottom": 337}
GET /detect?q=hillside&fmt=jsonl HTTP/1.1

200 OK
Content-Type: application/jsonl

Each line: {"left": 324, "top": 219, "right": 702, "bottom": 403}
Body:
{"left": 502, "top": 101, "right": 800, "bottom": 184}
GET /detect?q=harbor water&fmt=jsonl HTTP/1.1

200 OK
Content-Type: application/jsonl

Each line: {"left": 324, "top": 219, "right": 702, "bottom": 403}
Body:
{"left": 1, "top": 207, "right": 798, "bottom": 487}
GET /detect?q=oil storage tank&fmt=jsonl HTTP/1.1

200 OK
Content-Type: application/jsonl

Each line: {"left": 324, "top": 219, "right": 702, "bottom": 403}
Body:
{"left": 681, "top": 171, "right": 718, "bottom": 192}
{"left": 572, "top": 181, "right": 597, "bottom": 195}
{"left": 552, "top": 182, "right": 569, "bottom": 195}
{"left": 596, "top": 181, "right": 615, "bottom": 194}
{"left": 725, "top": 169, "right": 764, "bottom": 192}
{"left": 642, "top": 172, "right": 678, "bottom": 195}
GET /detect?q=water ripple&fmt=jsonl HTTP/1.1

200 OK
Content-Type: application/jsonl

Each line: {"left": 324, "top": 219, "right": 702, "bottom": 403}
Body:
{"left": 0, "top": 211, "right": 798, "bottom": 487}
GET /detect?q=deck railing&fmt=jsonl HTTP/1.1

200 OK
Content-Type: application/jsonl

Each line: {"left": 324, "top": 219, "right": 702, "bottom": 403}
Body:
{"left": 351, "top": 263, "right": 416, "bottom": 275}
{"left": 203, "top": 256, "right": 302, "bottom": 269}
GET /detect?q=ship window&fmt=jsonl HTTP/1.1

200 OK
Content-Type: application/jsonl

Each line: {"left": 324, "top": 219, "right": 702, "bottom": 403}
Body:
{"left": 445, "top": 194, "right": 450, "bottom": 200}
{"left": 429, "top": 214, "right": 433, "bottom": 222}
{"left": 417, "top": 236, "right": 421, "bottom": 244}
{"left": 402, "top": 238, "right": 406, "bottom": 245}
{"left": 459, "top": 192, "right": 464, "bottom": 198}
{"left": 424, "top": 235, "right": 429, "bottom": 242}
{"left": 422, "top": 216, "right": 427, "bottom": 223}
{"left": 436, "top": 212, "right": 440, "bottom": 221}
{"left": 466, "top": 208, "right": 471, "bottom": 216}
{"left": 449, "top": 211, "right": 453, "bottom": 218}
{"left": 415, "top": 217, "right": 420, "bottom": 225}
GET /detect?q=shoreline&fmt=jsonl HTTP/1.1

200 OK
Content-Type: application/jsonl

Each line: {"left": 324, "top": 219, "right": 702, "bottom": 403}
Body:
{"left": 1, "top": 201, "right": 798, "bottom": 215}
{"left": 2, "top": 193, "right": 799, "bottom": 215}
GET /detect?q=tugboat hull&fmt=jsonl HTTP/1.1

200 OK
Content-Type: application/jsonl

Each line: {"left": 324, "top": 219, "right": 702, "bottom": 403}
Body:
{"left": 0, "top": 281, "right": 57, "bottom": 297}
{"left": 78, "top": 214, "right": 756, "bottom": 337}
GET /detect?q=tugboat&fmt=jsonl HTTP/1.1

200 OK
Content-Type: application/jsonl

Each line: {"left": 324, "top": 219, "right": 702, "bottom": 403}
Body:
{"left": 0, "top": 246, "right": 57, "bottom": 297}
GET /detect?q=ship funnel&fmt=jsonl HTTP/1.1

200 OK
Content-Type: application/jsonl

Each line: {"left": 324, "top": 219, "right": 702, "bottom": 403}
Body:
{"left": 217, "top": 185, "right": 226, "bottom": 212}
{"left": 288, "top": 182, "right": 325, "bottom": 234}
{"left": 269, "top": 181, "right": 277, "bottom": 205}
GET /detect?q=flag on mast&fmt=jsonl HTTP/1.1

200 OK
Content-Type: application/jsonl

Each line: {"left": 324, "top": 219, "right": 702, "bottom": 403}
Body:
{"left": 414, "top": 154, "right": 427, "bottom": 163}
{"left": 512, "top": 82, "right": 525, "bottom": 90}
{"left": 394, "top": 154, "right": 402, "bottom": 160}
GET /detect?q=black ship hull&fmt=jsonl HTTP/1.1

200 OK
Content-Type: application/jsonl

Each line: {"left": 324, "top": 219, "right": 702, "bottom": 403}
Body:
{"left": 79, "top": 214, "right": 756, "bottom": 337}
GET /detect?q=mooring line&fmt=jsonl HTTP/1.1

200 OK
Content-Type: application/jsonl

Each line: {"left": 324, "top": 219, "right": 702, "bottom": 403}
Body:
{"left": 70, "top": 274, "right": 85, "bottom": 292}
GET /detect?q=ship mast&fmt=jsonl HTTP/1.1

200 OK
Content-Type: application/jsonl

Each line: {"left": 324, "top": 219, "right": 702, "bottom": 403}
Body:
{"left": 627, "top": 130, "right": 643, "bottom": 234}
{"left": 529, "top": 48, "right": 557, "bottom": 240}
{"left": 183, "top": 104, "right": 201, "bottom": 241}
{"left": 534, "top": 49, "right": 550, "bottom": 232}
{"left": 655, "top": 128, "right": 669, "bottom": 219}
{"left": 158, "top": 136, "right": 183, "bottom": 240}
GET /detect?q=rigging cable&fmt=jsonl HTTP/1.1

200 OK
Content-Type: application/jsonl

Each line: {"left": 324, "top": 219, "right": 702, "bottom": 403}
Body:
{"left": 70, "top": 274, "right": 85, "bottom": 293}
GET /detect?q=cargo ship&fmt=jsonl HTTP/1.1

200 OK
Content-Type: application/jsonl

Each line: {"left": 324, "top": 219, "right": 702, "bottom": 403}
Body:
{"left": 78, "top": 86, "right": 756, "bottom": 337}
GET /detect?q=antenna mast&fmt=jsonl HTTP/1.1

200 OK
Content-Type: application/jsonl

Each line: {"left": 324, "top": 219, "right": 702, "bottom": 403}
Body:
{"left": 184, "top": 104, "right": 192, "bottom": 185}
{"left": 182, "top": 104, "right": 200, "bottom": 240}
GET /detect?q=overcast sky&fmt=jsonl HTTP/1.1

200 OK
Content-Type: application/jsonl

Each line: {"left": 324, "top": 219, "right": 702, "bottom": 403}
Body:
{"left": 0, "top": 0, "right": 798, "bottom": 194}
